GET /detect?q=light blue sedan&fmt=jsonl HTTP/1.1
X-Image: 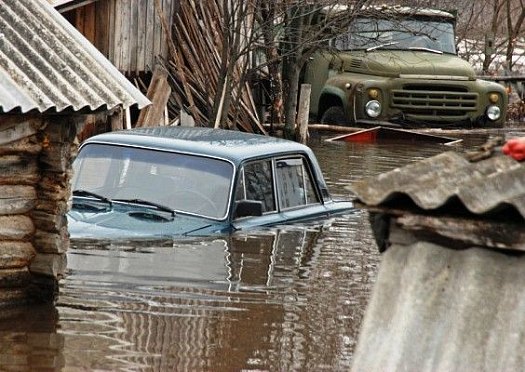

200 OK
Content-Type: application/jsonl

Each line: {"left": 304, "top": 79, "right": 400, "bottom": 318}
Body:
{"left": 68, "top": 126, "right": 353, "bottom": 238}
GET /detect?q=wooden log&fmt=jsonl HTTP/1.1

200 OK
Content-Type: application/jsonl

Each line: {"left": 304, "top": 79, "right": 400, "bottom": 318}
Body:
{"left": 0, "top": 136, "right": 41, "bottom": 156}
{"left": 0, "top": 216, "right": 34, "bottom": 240}
{"left": 0, "top": 268, "right": 32, "bottom": 288}
{"left": 44, "top": 118, "right": 78, "bottom": 143}
{"left": 37, "top": 188, "right": 71, "bottom": 203}
{"left": 39, "top": 144, "right": 73, "bottom": 174}
{"left": 0, "top": 156, "right": 39, "bottom": 185}
{"left": 29, "top": 253, "right": 67, "bottom": 278}
{"left": 34, "top": 199, "right": 69, "bottom": 217}
{"left": 39, "top": 172, "right": 71, "bottom": 191}
{"left": 32, "top": 229, "right": 69, "bottom": 254}
{"left": 32, "top": 211, "right": 67, "bottom": 234}
{"left": 0, "top": 117, "right": 44, "bottom": 146}
{"left": 0, "top": 185, "right": 36, "bottom": 215}
{"left": 0, "top": 288, "right": 29, "bottom": 308}
{"left": 0, "top": 242, "right": 35, "bottom": 269}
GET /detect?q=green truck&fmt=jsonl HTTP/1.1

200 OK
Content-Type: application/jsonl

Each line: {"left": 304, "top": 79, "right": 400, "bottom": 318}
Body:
{"left": 303, "top": 6, "right": 507, "bottom": 128}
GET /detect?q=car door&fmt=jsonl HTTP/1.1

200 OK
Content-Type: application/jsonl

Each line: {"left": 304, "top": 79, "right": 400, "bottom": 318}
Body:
{"left": 273, "top": 157, "right": 328, "bottom": 223}
{"left": 232, "top": 155, "right": 326, "bottom": 230}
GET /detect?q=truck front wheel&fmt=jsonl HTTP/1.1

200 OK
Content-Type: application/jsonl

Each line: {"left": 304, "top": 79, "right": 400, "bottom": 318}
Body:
{"left": 320, "top": 106, "right": 349, "bottom": 126}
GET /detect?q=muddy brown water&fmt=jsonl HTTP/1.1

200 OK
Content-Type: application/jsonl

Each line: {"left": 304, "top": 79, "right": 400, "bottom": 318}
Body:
{"left": 0, "top": 132, "right": 501, "bottom": 371}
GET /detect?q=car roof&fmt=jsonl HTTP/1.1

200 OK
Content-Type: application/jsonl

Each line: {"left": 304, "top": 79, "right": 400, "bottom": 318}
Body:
{"left": 81, "top": 126, "right": 315, "bottom": 165}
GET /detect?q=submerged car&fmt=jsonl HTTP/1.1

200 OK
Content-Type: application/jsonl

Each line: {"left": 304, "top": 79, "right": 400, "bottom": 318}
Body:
{"left": 68, "top": 126, "right": 353, "bottom": 238}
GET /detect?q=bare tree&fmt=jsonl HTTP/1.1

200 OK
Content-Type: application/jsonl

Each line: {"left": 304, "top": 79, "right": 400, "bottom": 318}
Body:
{"left": 255, "top": 1, "right": 375, "bottom": 139}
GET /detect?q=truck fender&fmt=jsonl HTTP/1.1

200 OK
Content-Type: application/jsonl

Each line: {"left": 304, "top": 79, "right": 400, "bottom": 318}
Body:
{"left": 318, "top": 86, "right": 350, "bottom": 122}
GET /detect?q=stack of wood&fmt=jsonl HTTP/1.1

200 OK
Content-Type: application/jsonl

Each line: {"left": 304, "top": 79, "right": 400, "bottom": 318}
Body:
{"left": 0, "top": 116, "right": 77, "bottom": 307}
{"left": 155, "top": 0, "right": 263, "bottom": 132}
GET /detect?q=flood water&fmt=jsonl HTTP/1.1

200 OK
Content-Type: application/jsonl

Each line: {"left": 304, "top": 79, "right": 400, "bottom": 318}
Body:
{"left": 0, "top": 132, "right": 494, "bottom": 371}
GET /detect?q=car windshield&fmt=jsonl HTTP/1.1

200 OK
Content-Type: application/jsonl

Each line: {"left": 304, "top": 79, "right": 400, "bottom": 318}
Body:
{"left": 333, "top": 17, "right": 456, "bottom": 54}
{"left": 71, "top": 144, "right": 234, "bottom": 220}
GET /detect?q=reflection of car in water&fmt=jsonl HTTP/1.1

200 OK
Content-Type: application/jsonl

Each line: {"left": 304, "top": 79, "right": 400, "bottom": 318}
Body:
{"left": 67, "top": 228, "right": 323, "bottom": 291}
{"left": 58, "top": 227, "right": 327, "bottom": 370}
{"left": 68, "top": 126, "right": 353, "bottom": 239}
{"left": 303, "top": 6, "right": 507, "bottom": 128}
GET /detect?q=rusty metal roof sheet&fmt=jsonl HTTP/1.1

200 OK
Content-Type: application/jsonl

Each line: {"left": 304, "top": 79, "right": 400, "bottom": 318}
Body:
{"left": 349, "top": 151, "right": 525, "bottom": 219}
{"left": 0, "top": 0, "right": 150, "bottom": 114}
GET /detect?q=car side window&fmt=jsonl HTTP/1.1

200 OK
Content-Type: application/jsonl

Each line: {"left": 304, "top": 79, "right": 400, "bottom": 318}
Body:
{"left": 275, "top": 158, "right": 319, "bottom": 210}
{"left": 236, "top": 160, "right": 276, "bottom": 213}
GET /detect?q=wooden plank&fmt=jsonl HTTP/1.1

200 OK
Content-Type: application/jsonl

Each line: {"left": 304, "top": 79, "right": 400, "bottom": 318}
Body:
{"left": 384, "top": 212, "right": 525, "bottom": 253}
{"left": 119, "top": 0, "right": 131, "bottom": 74}
{"left": 130, "top": 0, "right": 139, "bottom": 74}
{"left": 83, "top": 3, "right": 96, "bottom": 44}
{"left": 112, "top": 0, "right": 122, "bottom": 69}
{"left": 145, "top": 0, "right": 156, "bottom": 71}
{"left": 75, "top": 7, "right": 85, "bottom": 34}
{"left": 136, "top": 0, "right": 147, "bottom": 73}
{"left": 152, "top": 0, "right": 163, "bottom": 63}
{"left": 94, "top": 0, "right": 110, "bottom": 56}
{"left": 110, "top": 107, "right": 124, "bottom": 131}
{"left": 136, "top": 66, "right": 172, "bottom": 127}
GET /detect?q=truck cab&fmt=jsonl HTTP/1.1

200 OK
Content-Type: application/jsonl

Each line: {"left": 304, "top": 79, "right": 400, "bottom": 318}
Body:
{"left": 304, "top": 6, "right": 507, "bottom": 128}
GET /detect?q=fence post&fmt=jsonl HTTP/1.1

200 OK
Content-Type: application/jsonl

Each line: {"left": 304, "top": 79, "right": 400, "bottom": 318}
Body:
{"left": 296, "top": 84, "right": 311, "bottom": 144}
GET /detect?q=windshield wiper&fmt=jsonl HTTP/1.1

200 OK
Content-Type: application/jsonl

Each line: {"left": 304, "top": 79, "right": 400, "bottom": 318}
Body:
{"left": 73, "top": 190, "right": 113, "bottom": 206}
{"left": 408, "top": 47, "right": 443, "bottom": 54}
{"left": 113, "top": 198, "right": 175, "bottom": 217}
{"left": 366, "top": 41, "right": 399, "bottom": 52}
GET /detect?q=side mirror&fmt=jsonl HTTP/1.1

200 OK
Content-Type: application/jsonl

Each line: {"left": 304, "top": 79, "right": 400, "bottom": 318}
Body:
{"left": 234, "top": 200, "right": 263, "bottom": 218}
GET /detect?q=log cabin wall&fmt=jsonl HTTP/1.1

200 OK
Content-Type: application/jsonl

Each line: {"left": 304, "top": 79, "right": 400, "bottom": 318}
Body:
{"left": 68, "top": 0, "right": 178, "bottom": 75}
{"left": 0, "top": 115, "right": 79, "bottom": 307}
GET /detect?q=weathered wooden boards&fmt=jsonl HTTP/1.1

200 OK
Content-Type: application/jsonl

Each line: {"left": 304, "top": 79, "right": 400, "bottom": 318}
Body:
{"left": 160, "top": 0, "right": 263, "bottom": 132}
{"left": 71, "top": 0, "right": 177, "bottom": 75}
{"left": 0, "top": 115, "right": 77, "bottom": 308}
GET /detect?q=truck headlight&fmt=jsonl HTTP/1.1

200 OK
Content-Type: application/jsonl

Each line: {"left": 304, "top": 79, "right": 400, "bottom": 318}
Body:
{"left": 486, "top": 105, "right": 501, "bottom": 121}
{"left": 365, "top": 100, "right": 381, "bottom": 118}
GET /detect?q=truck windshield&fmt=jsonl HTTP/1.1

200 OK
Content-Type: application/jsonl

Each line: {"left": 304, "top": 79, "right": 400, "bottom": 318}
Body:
{"left": 333, "top": 17, "right": 456, "bottom": 54}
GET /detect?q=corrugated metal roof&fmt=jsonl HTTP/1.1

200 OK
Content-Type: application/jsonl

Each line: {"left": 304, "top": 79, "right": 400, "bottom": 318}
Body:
{"left": 0, "top": 0, "right": 150, "bottom": 114}
{"left": 352, "top": 241, "right": 525, "bottom": 372}
{"left": 349, "top": 151, "right": 525, "bottom": 220}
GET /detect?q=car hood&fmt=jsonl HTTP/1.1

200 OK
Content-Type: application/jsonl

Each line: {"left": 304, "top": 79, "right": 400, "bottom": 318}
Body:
{"left": 67, "top": 208, "right": 227, "bottom": 239}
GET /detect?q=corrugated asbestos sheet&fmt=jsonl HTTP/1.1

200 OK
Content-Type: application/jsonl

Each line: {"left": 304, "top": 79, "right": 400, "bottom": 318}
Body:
{"left": 351, "top": 241, "right": 525, "bottom": 372}
{"left": 349, "top": 150, "right": 525, "bottom": 220}
{"left": 0, "top": 0, "right": 150, "bottom": 114}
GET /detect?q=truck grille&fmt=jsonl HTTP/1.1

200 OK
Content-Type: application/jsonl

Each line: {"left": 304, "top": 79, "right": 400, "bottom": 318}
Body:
{"left": 391, "top": 85, "right": 478, "bottom": 117}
